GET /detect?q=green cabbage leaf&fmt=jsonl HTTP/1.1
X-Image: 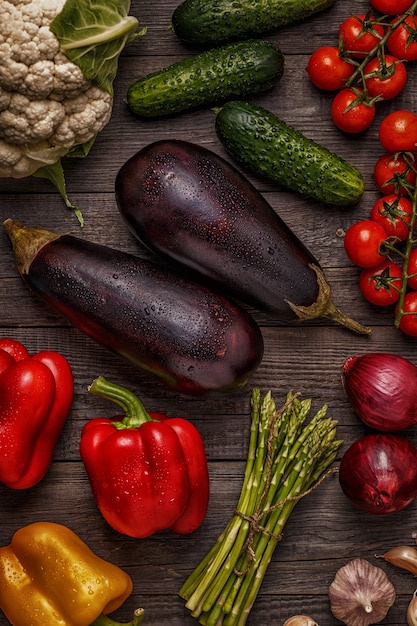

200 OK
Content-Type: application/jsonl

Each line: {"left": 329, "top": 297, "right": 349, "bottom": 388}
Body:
{"left": 50, "top": 0, "right": 145, "bottom": 95}
{"left": 38, "top": 0, "right": 145, "bottom": 224}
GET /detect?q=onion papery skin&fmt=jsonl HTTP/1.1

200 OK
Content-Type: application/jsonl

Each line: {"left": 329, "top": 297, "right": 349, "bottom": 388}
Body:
{"left": 339, "top": 433, "right": 417, "bottom": 514}
{"left": 342, "top": 352, "right": 417, "bottom": 432}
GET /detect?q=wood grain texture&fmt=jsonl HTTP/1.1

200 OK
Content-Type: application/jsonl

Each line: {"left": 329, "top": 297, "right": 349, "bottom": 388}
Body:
{"left": 1, "top": 0, "right": 417, "bottom": 624}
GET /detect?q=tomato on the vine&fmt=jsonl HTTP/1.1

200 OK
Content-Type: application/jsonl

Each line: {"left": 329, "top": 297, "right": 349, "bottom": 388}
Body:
{"left": 370, "top": 194, "right": 413, "bottom": 242}
{"left": 306, "top": 47, "right": 355, "bottom": 91}
{"left": 370, "top": 0, "right": 413, "bottom": 14}
{"left": 387, "top": 15, "right": 417, "bottom": 62}
{"left": 407, "top": 248, "right": 417, "bottom": 290}
{"left": 344, "top": 219, "right": 388, "bottom": 268}
{"left": 331, "top": 88, "right": 375, "bottom": 133}
{"left": 396, "top": 291, "right": 417, "bottom": 336}
{"left": 364, "top": 55, "right": 407, "bottom": 100}
{"left": 338, "top": 14, "right": 385, "bottom": 58}
{"left": 374, "top": 152, "right": 417, "bottom": 196}
{"left": 359, "top": 259, "right": 402, "bottom": 306}
{"left": 379, "top": 110, "right": 417, "bottom": 152}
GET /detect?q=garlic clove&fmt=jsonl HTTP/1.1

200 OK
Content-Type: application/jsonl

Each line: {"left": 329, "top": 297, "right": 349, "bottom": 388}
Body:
{"left": 407, "top": 590, "right": 417, "bottom": 626}
{"left": 380, "top": 545, "right": 417, "bottom": 576}
{"left": 329, "top": 558, "right": 396, "bottom": 626}
{"left": 282, "top": 617, "right": 319, "bottom": 626}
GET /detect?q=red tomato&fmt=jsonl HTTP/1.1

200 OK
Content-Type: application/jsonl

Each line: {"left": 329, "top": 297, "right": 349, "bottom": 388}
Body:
{"left": 331, "top": 88, "right": 376, "bottom": 133}
{"left": 364, "top": 55, "right": 407, "bottom": 100}
{"left": 407, "top": 248, "right": 417, "bottom": 290}
{"left": 379, "top": 110, "right": 417, "bottom": 152}
{"left": 370, "top": 0, "right": 413, "bottom": 14}
{"left": 359, "top": 259, "right": 402, "bottom": 306}
{"left": 396, "top": 291, "right": 417, "bottom": 336}
{"left": 387, "top": 15, "right": 417, "bottom": 62}
{"left": 374, "top": 152, "right": 417, "bottom": 196}
{"left": 338, "top": 14, "right": 385, "bottom": 58}
{"left": 344, "top": 219, "right": 388, "bottom": 268}
{"left": 306, "top": 46, "right": 355, "bottom": 91}
{"left": 370, "top": 194, "right": 413, "bottom": 242}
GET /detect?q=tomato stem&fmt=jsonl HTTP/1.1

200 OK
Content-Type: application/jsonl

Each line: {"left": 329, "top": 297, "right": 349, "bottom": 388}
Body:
{"left": 393, "top": 159, "right": 417, "bottom": 328}
{"left": 344, "top": 2, "right": 417, "bottom": 97}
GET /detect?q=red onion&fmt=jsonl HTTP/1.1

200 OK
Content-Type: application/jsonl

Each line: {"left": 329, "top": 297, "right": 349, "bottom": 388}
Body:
{"left": 342, "top": 352, "right": 417, "bottom": 432}
{"left": 339, "top": 433, "right": 417, "bottom": 514}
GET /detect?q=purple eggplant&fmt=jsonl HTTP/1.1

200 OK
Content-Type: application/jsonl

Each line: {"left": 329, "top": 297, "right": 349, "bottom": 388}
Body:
{"left": 4, "top": 219, "right": 264, "bottom": 395}
{"left": 115, "top": 139, "right": 370, "bottom": 335}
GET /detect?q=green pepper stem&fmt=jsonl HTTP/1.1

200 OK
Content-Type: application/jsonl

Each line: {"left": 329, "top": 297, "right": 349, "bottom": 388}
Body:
{"left": 90, "top": 608, "right": 145, "bottom": 626}
{"left": 88, "top": 376, "right": 153, "bottom": 429}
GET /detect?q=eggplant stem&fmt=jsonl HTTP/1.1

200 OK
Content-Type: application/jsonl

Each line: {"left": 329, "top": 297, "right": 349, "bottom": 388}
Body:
{"left": 323, "top": 302, "right": 372, "bottom": 335}
{"left": 3, "top": 219, "right": 63, "bottom": 276}
{"left": 286, "top": 265, "right": 372, "bottom": 335}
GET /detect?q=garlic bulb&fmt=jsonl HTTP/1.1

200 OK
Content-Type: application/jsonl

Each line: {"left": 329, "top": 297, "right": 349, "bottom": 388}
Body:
{"left": 328, "top": 558, "right": 396, "bottom": 626}
{"left": 283, "top": 616, "right": 319, "bottom": 626}
{"left": 407, "top": 590, "right": 417, "bottom": 626}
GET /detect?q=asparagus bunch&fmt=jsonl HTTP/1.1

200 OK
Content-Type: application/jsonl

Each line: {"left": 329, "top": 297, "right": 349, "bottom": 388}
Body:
{"left": 179, "top": 388, "right": 342, "bottom": 626}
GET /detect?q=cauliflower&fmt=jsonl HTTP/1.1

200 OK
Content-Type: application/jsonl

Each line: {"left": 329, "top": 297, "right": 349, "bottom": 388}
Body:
{"left": 0, "top": 0, "right": 143, "bottom": 222}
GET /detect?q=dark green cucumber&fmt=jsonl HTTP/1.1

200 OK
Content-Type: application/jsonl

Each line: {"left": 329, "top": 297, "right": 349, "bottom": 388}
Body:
{"left": 172, "top": 0, "right": 336, "bottom": 47}
{"left": 126, "top": 40, "right": 284, "bottom": 118}
{"left": 215, "top": 100, "right": 365, "bottom": 207}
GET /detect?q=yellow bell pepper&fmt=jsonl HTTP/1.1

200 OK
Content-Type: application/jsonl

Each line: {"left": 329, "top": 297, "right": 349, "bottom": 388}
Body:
{"left": 0, "top": 521, "right": 144, "bottom": 626}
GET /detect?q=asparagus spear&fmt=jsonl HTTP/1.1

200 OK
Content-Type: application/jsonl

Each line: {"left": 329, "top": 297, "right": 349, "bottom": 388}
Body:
{"left": 179, "top": 389, "right": 342, "bottom": 626}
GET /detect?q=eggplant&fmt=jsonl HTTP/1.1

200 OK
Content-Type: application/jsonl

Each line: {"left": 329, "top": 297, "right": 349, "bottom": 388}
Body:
{"left": 115, "top": 139, "right": 370, "bottom": 335}
{"left": 4, "top": 219, "right": 264, "bottom": 395}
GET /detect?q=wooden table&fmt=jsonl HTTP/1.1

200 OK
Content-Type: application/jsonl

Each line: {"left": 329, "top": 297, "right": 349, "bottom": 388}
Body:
{"left": 1, "top": 0, "right": 417, "bottom": 623}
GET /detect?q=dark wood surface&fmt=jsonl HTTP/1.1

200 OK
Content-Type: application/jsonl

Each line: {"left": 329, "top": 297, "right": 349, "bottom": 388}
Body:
{"left": 1, "top": 0, "right": 417, "bottom": 624}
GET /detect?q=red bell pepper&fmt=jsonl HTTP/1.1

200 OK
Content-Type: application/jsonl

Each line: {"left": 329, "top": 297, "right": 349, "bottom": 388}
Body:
{"left": 80, "top": 376, "right": 210, "bottom": 538}
{"left": 0, "top": 338, "right": 74, "bottom": 489}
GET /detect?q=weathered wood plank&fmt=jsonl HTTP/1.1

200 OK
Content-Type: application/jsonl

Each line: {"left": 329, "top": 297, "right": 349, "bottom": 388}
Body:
{"left": 1, "top": 0, "right": 417, "bottom": 624}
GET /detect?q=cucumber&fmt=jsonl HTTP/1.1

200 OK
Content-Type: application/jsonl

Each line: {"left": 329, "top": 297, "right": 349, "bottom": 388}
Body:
{"left": 215, "top": 100, "right": 365, "bottom": 207}
{"left": 126, "top": 40, "right": 284, "bottom": 118}
{"left": 172, "top": 0, "right": 336, "bottom": 47}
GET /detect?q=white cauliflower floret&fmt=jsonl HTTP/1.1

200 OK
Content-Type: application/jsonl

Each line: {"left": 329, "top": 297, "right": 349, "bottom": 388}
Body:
{"left": 52, "top": 86, "right": 112, "bottom": 146}
{"left": 0, "top": 0, "right": 114, "bottom": 179}
{"left": 0, "top": 45, "right": 29, "bottom": 90}
{"left": 0, "top": 93, "right": 65, "bottom": 144}
{"left": 22, "top": 60, "right": 56, "bottom": 98}
{"left": 37, "top": 0, "right": 67, "bottom": 24}
{"left": 0, "top": 88, "right": 12, "bottom": 112}
{"left": 51, "top": 52, "right": 90, "bottom": 100}
{"left": 0, "top": 138, "right": 68, "bottom": 177}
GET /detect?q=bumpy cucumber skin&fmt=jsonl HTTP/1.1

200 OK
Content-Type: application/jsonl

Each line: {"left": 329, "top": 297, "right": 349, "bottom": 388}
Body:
{"left": 172, "top": 0, "right": 336, "bottom": 46}
{"left": 215, "top": 101, "right": 365, "bottom": 207}
{"left": 127, "top": 40, "right": 284, "bottom": 118}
